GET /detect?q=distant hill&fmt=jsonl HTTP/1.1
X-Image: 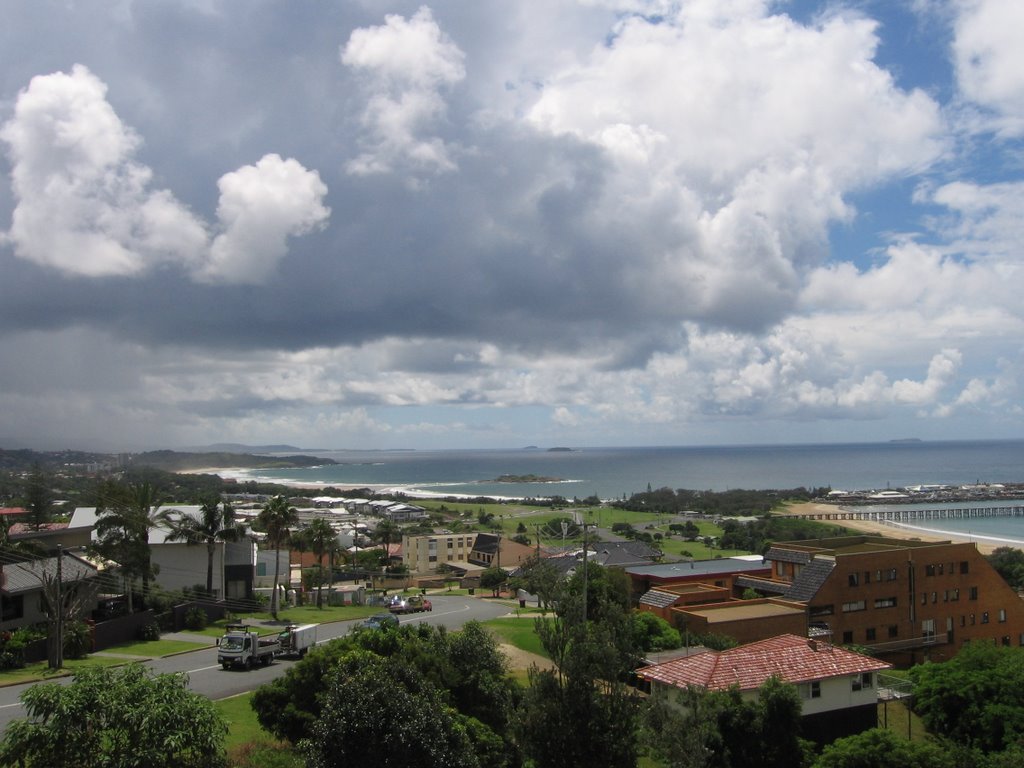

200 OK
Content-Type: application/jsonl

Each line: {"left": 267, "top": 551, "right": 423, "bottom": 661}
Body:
{"left": 182, "top": 443, "right": 314, "bottom": 454}
{"left": 0, "top": 447, "right": 335, "bottom": 473}
{"left": 130, "top": 450, "right": 336, "bottom": 471}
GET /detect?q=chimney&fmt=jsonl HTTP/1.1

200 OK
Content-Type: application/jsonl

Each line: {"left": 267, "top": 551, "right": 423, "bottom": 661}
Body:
{"left": 807, "top": 639, "right": 818, "bottom": 652}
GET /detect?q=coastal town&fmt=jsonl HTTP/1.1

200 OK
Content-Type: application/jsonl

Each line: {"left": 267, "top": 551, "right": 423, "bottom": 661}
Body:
{"left": 2, "top": 449, "right": 1024, "bottom": 766}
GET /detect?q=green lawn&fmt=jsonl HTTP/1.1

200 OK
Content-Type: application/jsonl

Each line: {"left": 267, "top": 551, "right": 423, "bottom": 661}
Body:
{"left": 483, "top": 616, "right": 550, "bottom": 658}
{"left": 0, "top": 655, "right": 139, "bottom": 686}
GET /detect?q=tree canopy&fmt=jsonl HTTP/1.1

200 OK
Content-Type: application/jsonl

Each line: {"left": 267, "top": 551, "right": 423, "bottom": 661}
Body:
{"left": 0, "top": 665, "right": 227, "bottom": 768}
{"left": 909, "top": 641, "right": 1024, "bottom": 754}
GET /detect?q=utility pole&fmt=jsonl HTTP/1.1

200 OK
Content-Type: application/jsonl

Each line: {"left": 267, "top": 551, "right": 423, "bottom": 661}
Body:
{"left": 55, "top": 544, "right": 64, "bottom": 669}
{"left": 582, "top": 523, "right": 589, "bottom": 623}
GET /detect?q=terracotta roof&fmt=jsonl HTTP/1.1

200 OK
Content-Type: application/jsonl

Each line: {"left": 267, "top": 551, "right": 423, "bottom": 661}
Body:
{"left": 0, "top": 508, "right": 27, "bottom": 516}
{"left": 636, "top": 634, "right": 890, "bottom": 692}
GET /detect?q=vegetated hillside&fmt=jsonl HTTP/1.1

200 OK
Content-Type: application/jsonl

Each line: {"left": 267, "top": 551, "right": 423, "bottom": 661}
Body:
{"left": 128, "top": 450, "right": 337, "bottom": 472}
{"left": 0, "top": 448, "right": 336, "bottom": 474}
{"left": 613, "top": 486, "right": 828, "bottom": 516}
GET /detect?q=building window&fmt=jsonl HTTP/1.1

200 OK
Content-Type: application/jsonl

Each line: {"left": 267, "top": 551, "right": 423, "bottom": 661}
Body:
{"left": 428, "top": 555, "right": 437, "bottom": 562}
{"left": 1, "top": 594, "right": 23, "bottom": 622}
{"left": 1002, "top": 636, "right": 1011, "bottom": 646}
{"left": 970, "top": 586, "right": 979, "bottom": 600}
{"left": 874, "top": 597, "right": 897, "bottom": 609}
{"left": 932, "top": 591, "right": 938, "bottom": 604}
{"left": 982, "top": 612, "right": 990, "bottom": 624}
{"left": 960, "top": 561, "right": 970, "bottom": 575}
{"left": 842, "top": 600, "right": 866, "bottom": 613}
{"left": 842, "top": 630, "right": 853, "bottom": 644}
{"left": 887, "top": 568, "right": 898, "bottom": 581}
{"left": 999, "top": 609, "right": 1007, "bottom": 623}
{"left": 951, "top": 588, "right": 960, "bottom": 602}
{"left": 876, "top": 569, "right": 882, "bottom": 582}
{"left": 799, "top": 681, "right": 821, "bottom": 699}
{"left": 925, "top": 564, "right": 936, "bottom": 577}
{"left": 864, "top": 571, "right": 871, "bottom": 584}
{"left": 811, "top": 605, "right": 834, "bottom": 617}
{"left": 888, "top": 625, "right": 899, "bottom": 639}
{"left": 848, "top": 573, "right": 860, "bottom": 587}
{"left": 921, "top": 592, "right": 927, "bottom": 605}
{"left": 938, "top": 563, "right": 945, "bottom": 575}
{"left": 866, "top": 628, "right": 876, "bottom": 642}
{"left": 970, "top": 614, "right": 976, "bottom": 625}
{"left": 961, "top": 616, "right": 966, "bottom": 627}
{"left": 852, "top": 672, "right": 873, "bottom": 691}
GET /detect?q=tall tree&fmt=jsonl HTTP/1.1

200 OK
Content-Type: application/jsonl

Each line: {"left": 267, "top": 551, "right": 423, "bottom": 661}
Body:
{"left": 23, "top": 463, "right": 54, "bottom": 531}
{"left": 304, "top": 517, "right": 336, "bottom": 608}
{"left": 163, "top": 496, "right": 246, "bottom": 597}
{"left": 92, "top": 479, "right": 169, "bottom": 611}
{"left": 518, "top": 564, "right": 641, "bottom": 768}
{"left": 257, "top": 495, "right": 298, "bottom": 619}
{"left": 371, "top": 519, "right": 401, "bottom": 569}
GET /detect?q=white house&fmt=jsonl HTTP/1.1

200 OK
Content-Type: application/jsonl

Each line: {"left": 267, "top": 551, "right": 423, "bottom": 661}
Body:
{"left": 68, "top": 506, "right": 256, "bottom": 600}
{"left": 636, "top": 633, "right": 891, "bottom": 743}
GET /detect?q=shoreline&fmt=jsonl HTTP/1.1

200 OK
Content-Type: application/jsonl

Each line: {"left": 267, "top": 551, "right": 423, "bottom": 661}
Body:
{"left": 782, "top": 502, "right": 1023, "bottom": 555}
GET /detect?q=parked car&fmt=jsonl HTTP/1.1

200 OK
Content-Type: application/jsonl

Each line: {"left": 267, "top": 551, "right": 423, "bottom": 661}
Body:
{"left": 360, "top": 612, "right": 400, "bottom": 630}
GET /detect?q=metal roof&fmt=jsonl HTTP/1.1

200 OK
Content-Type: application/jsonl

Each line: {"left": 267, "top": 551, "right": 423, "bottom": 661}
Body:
{"left": 2, "top": 552, "right": 98, "bottom": 596}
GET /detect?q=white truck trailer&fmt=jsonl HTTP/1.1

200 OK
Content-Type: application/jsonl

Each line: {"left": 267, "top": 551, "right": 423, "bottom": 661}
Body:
{"left": 277, "top": 623, "right": 317, "bottom": 658}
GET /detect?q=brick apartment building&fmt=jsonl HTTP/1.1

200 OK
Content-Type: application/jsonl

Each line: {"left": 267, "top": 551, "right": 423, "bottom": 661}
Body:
{"left": 741, "top": 535, "right": 1024, "bottom": 664}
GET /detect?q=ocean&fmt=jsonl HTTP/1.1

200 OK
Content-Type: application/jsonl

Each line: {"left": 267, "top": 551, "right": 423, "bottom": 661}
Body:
{"left": 229, "top": 439, "right": 1024, "bottom": 503}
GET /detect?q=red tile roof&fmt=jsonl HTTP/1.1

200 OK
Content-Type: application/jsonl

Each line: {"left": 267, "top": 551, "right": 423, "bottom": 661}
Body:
{"left": 0, "top": 508, "right": 26, "bottom": 516}
{"left": 637, "top": 634, "right": 890, "bottom": 692}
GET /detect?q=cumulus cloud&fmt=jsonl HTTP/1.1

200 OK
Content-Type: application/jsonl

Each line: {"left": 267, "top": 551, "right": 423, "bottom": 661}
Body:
{"left": 952, "top": 0, "right": 1024, "bottom": 136}
{"left": 0, "top": 65, "right": 208, "bottom": 276}
{"left": 524, "top": 3, "right": 946, "bottom": 328}
{"left": 202, "top": 154, "right": 330, "bottom": 284}
{"left": 341, "top": 6, "right": 466, "bottom": 175}
{"left": 1, "top": 66, "right": 329, "bottom": 285}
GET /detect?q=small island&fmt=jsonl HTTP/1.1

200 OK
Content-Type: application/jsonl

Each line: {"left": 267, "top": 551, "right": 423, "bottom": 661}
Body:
{"left": 547, "top": 447, "right": 574, "bottom": 452}
{"left": 489, "top": 474, "right": 565, "bottom": 484}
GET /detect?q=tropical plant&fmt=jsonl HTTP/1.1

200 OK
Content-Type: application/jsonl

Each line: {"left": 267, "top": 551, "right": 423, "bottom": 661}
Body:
{"left": 163, "top": 496, "right": 246, "bottom": 597}
{"left": 304, "top": 517, "right": 337, "bottom": 608}
{"left": 257, "top": 495, "right": 299, "bottom": 619}
{"left": 92, "top": 479, "right": 171, "bottom": 610}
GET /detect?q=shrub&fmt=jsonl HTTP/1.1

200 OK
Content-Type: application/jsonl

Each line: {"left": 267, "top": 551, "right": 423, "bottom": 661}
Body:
{"left": 137, "top": 621, "right": 161, "bottom": 641}
{"left": 184, "top": 607, "right": 209, "bottom": 631}
{"left": 63, "top": 620, "right": 92, "bottom": 659}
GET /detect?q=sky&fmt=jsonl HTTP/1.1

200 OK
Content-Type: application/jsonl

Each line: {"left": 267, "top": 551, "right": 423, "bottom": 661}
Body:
{"left": 0, "top": 0, "right": 1022, "bottom": 452}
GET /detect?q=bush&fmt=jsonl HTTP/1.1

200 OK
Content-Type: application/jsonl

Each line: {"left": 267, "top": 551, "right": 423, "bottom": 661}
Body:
{"left": 63, "top": 620, "right": 92, "bottom": 659}
{"left": 184, "top": 607, "right": 209, "bottom": 631}
{"left": 137, "top": 621, "right": 161, "bottom": 641}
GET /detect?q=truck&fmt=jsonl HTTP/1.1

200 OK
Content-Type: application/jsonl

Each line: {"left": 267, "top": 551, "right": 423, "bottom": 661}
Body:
{"left": 387, "top": 594, "right": 433, "bottom": 614}
{"left": 277, "top": 623, "right": 317, "bottom": 658}
{"left": 216, "top": 624, "right": 280, "bottom": 670}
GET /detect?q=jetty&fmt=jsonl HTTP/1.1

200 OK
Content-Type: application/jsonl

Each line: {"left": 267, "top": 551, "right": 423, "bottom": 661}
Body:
{"left": 792, "top": 505, "right": 1024, "bottom": 523}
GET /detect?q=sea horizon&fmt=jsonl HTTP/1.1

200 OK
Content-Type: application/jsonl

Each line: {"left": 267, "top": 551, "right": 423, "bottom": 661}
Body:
{"left": 216, "top": 437, "right": 1024, "bottom": 500}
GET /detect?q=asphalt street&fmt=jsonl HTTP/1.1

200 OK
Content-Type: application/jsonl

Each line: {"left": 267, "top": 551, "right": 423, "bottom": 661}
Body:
{"left": 0, "top": 595, "right": 514, "bottom": 734}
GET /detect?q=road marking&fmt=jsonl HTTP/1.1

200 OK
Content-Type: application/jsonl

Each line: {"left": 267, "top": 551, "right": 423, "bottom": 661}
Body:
{"left": 187, "top": 664, "right": 223, "bottom": 674}
{"left": 0, "top": 702, "right": 24, "bottom": 710}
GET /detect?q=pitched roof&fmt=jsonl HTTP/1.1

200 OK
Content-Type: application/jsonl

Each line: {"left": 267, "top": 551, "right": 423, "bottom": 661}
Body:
{"left": 783, "top": 557, "right": 836, "bottom": 602}
{"left": 639, "top": 589, "right": 681, "bottom": 608}
{"left": 2, "top": 552, "right": 98, "bottom": 596}
{"left": 637, "top": 634, "right": 890, "bottom": 692}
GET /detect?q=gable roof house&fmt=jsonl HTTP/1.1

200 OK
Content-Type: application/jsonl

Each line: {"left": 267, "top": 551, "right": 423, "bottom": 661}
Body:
{"left": 637, "top": 633, "right": 891, "bottom": 744}
{"left": 1, "top": 551, "right": 99, "bottom": 631}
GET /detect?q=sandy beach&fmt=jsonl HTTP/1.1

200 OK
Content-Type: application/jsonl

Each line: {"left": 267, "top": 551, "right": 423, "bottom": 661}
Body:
{"left": 781, "top": 502, "right": 1024, "bottom": 555}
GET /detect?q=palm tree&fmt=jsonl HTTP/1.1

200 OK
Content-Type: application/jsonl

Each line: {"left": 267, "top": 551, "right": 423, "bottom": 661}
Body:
{"left": 93, "top": 479, "right": 169, "bottom": 610}
{"left": 371, "top": 519, "right": 401, "bottom": 571}
{"left": 304, "top": 517, "right": 336, "bottom": 609}
{"left": 257, "top": 495, "right": 298, "bottom": 620}
{"left": 163, "top": 497, "right": 247, "bottom": 597}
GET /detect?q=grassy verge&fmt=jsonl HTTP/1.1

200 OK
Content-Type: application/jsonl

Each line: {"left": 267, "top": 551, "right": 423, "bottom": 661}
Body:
{"left": 0, "top": 654, "right": 139, "bottom": 686}
{"left": 100, "top": 638, "right": 210, "bottom": 656}
{"left": 214, "top": 692, "right": 303, "bottom": 768}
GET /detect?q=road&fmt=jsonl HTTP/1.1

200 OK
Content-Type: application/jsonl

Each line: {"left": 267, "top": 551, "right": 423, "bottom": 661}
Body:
{"left": 0, "top": 595, "right": 513, "bottom": 734}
